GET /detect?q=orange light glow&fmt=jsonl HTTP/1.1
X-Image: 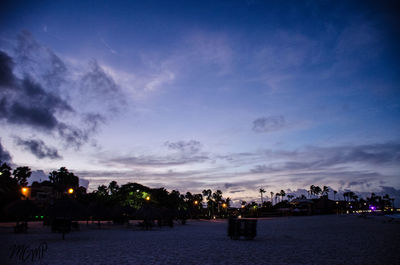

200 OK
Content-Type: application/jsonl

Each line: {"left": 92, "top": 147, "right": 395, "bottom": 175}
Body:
{"left": 145, "top": 196, "right": 150, "bottom": 201}
{"left": 22, "top": 187, "right": 28, "bottom": 194}
{"left": 222, "top": 203, "right": 227, "bottom": 208}
{"left": 194, "top": 200, "right": 198, "bottom": 205}
{"left": 68, "top": 188, "right": 74, "bottom": 194}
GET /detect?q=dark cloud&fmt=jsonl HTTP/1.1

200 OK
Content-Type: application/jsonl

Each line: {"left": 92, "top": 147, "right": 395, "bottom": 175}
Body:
{"left": 0, "top": 31, "right": 126, "bottom": 149}
{"left": 0, "top": 50, "right": 15, "bottom": 87}
{"left": 15, "top": 137, "right": 61, "bottom": 159}
{"left": 0, "top": 51, "right": 71, "bottom": 125}
{"left": 0, "top": 51, "right": 85, "bottom": 147}
{"left": 0, "top": 139, "right": 12, "bottom": 162}
{"left": 165, "top": 140, "right": 202, "bottom": 154}
{"left": 252, "top": 115, "right": 286, "bottom": 133}
{"left": 229, "top": 189, "right": 245, "bottom": 194}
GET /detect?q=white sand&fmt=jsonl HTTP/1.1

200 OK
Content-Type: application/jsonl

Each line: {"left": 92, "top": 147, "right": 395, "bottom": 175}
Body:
{"left": 1, "top": 215, "right": 399, "bottom": 265}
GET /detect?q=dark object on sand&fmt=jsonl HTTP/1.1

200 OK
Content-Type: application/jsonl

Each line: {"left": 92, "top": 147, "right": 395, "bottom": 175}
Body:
{"left": 51, "top": 217, "right": 71, "bottom": 240}
{"left": 47, "top": 200, "right": 83, "bottom": 239}
{"left": 228, "top": 217, "right": 257, "bottom": 240}
{"left": 14, "top": 221, "right": 28, "bottom": 233}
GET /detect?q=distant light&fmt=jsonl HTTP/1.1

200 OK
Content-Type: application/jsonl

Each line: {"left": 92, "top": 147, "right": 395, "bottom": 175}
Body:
{"left": 222, "top": 203, "right": 227, "bottom": 208}
{"left": 194, "top": 200, "right": 198, "bottom": 205}
{"left": 22, "top": 187, "right": 28, "bottom": 194}
{"left": 145, "top": 196, "right": 150, "bottom": 201}
{"left": 41, "top": 216, "right": 44, "bottom": 219}
{"left": 336, "top": 201, "right": 339, "bottom": 204}
{"left": 213, "top": 216, "right": 216, "bottom": 219}
{"left": 370, "top": 206, "right": 376, "bottom": 211}
{"left": 241, "top": 205, "right": 245, "bottom": 208}
{"left": 35, "top": 215, "right": 38, "bottom": 219}
{"left": 68, "top": 188, "right": 74, "bottom": 194}
{"left": 0, "top": 172, "right": 2, "bottom": 175}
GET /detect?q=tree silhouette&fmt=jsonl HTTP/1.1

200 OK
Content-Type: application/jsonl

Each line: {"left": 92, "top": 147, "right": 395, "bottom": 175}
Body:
{"left": 309, "top": 185, "right": 315, "bottom": 198}
{"left": 0, "top": 162, "right": 20, "bottom": 214}
{"left": 314, "top": 186, "right": 322, "bottom": 198}
{"left": 108, "top": 181, "right": 119, "bottom": 195}
{"left": 322, "top": 186, "right": 330, "bottom": 197}
{"left": 13, "top": 166, "right": 31, "bottom": 187}
{"left": 280, "top": 190, "right": 286, "bottom": 202}
{"left": 49, "top": 167, "right": 79, "bottom": 194}
{"left": 259, "top": 188, "right": 265, "bottom": 204}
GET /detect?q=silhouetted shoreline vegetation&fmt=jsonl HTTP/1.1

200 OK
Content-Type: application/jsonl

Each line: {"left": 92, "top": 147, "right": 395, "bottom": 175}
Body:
{"left": 1, "top": 161, "right": 397, "bottom": 226}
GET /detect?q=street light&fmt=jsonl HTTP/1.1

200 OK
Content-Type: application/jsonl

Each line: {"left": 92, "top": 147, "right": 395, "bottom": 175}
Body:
{"left": 222, "top": 203, "right": 227, "bottom": 208}
{"left": 68, "top": 188, "right": 74, "bottom": 194}
{"left": 194, "top": 200, "right": 198, "bottom": 205}
{"left": 145, "top": 196, "right": 150, "bottom": 201}
{"left": 21, "top": 187, "right": 29, "bottom": 199}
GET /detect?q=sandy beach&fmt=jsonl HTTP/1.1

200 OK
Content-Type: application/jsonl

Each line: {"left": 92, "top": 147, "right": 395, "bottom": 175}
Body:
{"left": 1, "top": 215, "right": 399, "bottom": 265}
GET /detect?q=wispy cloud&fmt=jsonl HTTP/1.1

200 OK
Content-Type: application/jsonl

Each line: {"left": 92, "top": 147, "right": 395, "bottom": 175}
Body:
{"left": 100, "top": 38, "right": 117, "bottom": 55}
{"left": 252, "top": 115, "right": 286, "bottom": 133}
{"left": 164, "top": 140, "right": 202, "bottom": 154}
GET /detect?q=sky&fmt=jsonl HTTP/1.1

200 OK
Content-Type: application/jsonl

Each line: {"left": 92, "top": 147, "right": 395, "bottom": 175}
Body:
{"left": 1, "top": 0, "right": 399, "bottom": 204}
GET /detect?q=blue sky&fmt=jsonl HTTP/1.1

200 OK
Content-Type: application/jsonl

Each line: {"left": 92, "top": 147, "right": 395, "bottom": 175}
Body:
{"left": 1, "top": 0, "right": 399, "bottom": 204}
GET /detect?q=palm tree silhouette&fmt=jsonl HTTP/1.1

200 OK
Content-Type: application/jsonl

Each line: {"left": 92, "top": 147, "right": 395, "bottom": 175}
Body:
{"left": 314, "top": 186, "right": 322, "bottom": 198}
{"left": 259, "top": 188, "right": 265, "bottom": 204}
{"left": 322, "top": 186, "right": 330, "bottom": 197}
{"left": 270, "top": 192, "right": 274, "bottom": 204}
{"left": 309, "top": 185, "right": 315, "bottom": 198}
{"left": 280, "top": 190, "right": 286, "bottom": 202}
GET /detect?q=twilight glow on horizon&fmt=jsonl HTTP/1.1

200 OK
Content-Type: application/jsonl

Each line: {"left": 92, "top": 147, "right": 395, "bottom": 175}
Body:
{"left": 0, "top": 0, "right": 399, "bottom": 204}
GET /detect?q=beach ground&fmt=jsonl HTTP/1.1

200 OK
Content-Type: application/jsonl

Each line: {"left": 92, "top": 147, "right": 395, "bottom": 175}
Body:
{"left": 1, "top": 215, "right": 399, "bottom": 265}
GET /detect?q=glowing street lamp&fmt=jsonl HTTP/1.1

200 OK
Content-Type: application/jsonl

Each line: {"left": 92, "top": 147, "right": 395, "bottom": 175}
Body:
{"left": 222, "top": 203, "right": 227, "bottom": 208}
{"left": 21, "top": 187, "right": 29, "bottom": 200}
{"left": 194, "top": 200, "right": 198, "bottom": 205}
{"left": 68, "top": 188, "right": 74, "bottom": 194}
{"left": 145, "top": 196, "right": 150, "bottom": 201}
